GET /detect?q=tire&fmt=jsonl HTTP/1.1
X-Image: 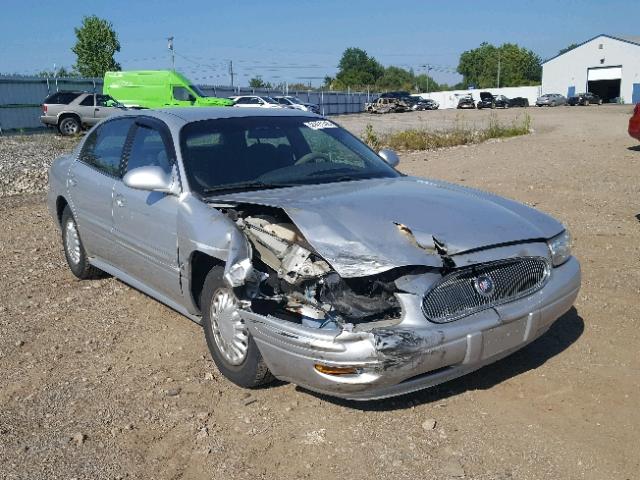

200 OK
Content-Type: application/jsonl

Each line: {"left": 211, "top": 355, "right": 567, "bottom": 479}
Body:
{"left": 58, "top": 116, "right": 81, "bottom": 136}
{"left": 61, "top": 206, "right": 101, "bottom": 279}
{"left": 201, "top": 266, "right": 274, "bottom": 388}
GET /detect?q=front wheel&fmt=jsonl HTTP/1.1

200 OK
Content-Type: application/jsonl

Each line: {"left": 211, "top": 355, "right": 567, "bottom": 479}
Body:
{"left": 201, "top": 266, "right": 274, "bottom": 388}
{"left": 61, "top": 206, "right": 101, "bottom": 279}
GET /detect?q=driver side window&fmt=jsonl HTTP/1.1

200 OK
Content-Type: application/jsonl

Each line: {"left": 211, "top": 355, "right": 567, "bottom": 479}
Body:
{"left": 173, "top": 86, "right": 194, "bottom": 102}
{"left": 125, "top": 125, "right": 172, "bottom": 175}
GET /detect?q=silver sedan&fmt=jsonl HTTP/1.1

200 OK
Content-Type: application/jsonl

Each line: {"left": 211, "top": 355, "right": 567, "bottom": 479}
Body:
{"left": 536, "top": 93, "right": 567, "bottom": 107}
{"left": 48, "top": 108, "right": 581, "bottom": 400}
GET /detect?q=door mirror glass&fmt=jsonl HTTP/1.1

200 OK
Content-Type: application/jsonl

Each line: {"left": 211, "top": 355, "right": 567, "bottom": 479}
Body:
{"left": 378, "top": 148, "right": 400, "bottom": 168}
{"left": 123, "top": 166, "right": 173, "bottom": 193}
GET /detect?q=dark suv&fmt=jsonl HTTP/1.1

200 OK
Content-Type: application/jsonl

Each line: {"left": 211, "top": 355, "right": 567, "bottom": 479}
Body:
{"left": 41, "top": 91, "right": 125, "bottom": 135}
{"left": 567, "top": 92, "right": 602, "bottom": 106}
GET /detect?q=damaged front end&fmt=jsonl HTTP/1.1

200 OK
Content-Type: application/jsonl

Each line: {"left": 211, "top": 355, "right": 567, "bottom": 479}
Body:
{"left": 221, "top": 204, "right": 405, "bottom": 330}
{"left": 212, "top": 202, "right": 581, "bottom": 400}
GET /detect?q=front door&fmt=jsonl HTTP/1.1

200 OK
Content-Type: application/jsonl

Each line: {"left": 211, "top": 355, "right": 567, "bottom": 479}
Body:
{"left": 68, "top": 117, "right": 134, "bottom": 262}
{"left": 111, "top": 118, "right": 182, "bottom": 302}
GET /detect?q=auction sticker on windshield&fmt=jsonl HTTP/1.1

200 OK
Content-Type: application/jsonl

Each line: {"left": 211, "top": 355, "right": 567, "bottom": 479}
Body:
{"left": 304, "top": 120, "right": 337, "bottom": 130}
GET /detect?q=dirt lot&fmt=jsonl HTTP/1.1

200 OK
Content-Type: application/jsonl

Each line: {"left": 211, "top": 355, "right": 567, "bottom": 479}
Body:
{"left": 1, "top": 105, "right": 639, "bottom": 479}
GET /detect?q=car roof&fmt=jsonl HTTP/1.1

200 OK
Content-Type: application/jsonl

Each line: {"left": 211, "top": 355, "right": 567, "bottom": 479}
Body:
{"left": 120, "top": 107, "right": 320, "bottom": 125}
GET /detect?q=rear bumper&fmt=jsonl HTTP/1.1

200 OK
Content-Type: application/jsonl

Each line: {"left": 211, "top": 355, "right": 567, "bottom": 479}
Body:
{"left": 40, "top": 115, "right": 57, "bottom": 126}
{"left": 243, "top": 257, "right": 581, "bottom": 400}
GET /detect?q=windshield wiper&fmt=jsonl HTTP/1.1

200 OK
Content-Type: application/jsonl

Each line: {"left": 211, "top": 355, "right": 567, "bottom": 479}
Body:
{"left": 202, "top": 181, "right": 297, "bottom": 195}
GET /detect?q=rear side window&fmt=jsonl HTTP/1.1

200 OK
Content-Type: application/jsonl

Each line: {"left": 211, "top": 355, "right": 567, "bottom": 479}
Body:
{"left": 80, "top": 118, "right": 134, "bottom": 177}
{"left": 44, "top": 92, "right": 81, "bottom": 105}
{"left": 79, "top": 95, "right": 95, "bottom": 106}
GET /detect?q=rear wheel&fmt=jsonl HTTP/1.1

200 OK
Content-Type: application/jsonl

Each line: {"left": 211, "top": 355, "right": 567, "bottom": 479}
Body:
{"left": 201, "top": 266, "right": 274, "bottom": 388}
{"left": 58, "top": 116, "right": 81, "bottom": 136}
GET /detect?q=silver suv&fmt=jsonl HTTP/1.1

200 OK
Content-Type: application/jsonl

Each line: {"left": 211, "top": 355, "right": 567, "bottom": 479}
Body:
{"left": 41, "top": 91, "right": 126, "bottom": 135}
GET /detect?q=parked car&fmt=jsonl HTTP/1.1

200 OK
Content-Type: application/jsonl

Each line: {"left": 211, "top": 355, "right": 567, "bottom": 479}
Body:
{"left": 477, "top": 92, "right": 510, "bottom": 109}
{"left": 536, "top": 94, "right": 567, "bottom": 107}
{"left": 365, "top": 96, "right": 410, "bottom": 113}
{"left": 567, "top": 92, "right": 602, "bottom": 106}
{"left": 456, "top": 95, "right": 476, "bottom": 109}
{"left": 508, "top": 96, "right": 530, "bottom": 107}
{"left": 274, "top": 96, "right": 320, "bottom": 114}
{"left": 411, "top": 98, "right": 439, "bottom": 110}
{"left": 103, "top": 70, "right": 232, "bottom": 108}
{"left": 40, "top": 91, "right": 126, "bottom": 136}
{"left": 629, "top": 103, "right": 640, "bottom": 141}
{"left": 48, "top": 107, "right": 580, "bottom": 400}
{"left": 230, "top": 96, "right": 286, "bottom": 109}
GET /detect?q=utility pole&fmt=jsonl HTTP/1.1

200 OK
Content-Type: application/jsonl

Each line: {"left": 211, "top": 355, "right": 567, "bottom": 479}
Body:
{"left": 167, "top": 36, "right": 175, "bottom": 71}
{"left": 228, "top": 60, "right": 235, "bottom": 88}
{"left": 496, "top": 50, "right": 501, "bottom": 88}
{"left": 421, "top": 64, "right": 433, "bottom": 93}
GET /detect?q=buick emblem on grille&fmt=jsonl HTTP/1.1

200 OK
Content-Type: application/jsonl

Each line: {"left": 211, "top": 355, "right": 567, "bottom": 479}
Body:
{"left": 474, "top": 274, "right": 495, "bottom": 297}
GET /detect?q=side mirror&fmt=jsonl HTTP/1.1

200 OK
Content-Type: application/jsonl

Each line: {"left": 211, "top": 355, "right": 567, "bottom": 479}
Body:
{"left": 378, "top": 148, "right": 400, "bottom": 168}
{"left": 123, "top": 166, "right": 176, "bottom": 194}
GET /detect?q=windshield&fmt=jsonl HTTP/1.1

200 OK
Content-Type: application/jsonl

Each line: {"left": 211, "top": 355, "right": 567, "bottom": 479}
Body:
{"left": 180, "top": 116, "right": 400, "bottom": 195}
{"left": 287, "top": 97, "right": 303, "bottom": 104}
{"left": 189, "top": 84, "right": 207, "bottom": 97}
{"left": 260, "top": 96, "right": 278, "bottom": 104}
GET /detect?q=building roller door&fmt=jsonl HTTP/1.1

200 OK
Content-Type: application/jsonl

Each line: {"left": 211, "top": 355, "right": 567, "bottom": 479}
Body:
{"left": 587, "top": 66, "right": 621, "bottom": 103}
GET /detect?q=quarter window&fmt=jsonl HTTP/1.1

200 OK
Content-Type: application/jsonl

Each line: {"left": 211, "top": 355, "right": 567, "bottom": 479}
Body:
{"left": 79, "top": 118, "right": 134, "bottom": 176}
{"left": 126, "top": 125, "right": 172, "bottom": 174}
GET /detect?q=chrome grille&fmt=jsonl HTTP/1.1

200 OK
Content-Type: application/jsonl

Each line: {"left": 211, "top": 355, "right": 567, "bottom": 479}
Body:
{"left": 422, "top": 257, "right": 551, "bottom": 323}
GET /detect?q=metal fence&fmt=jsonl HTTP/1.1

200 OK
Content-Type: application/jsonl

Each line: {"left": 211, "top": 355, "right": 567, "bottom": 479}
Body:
{"left": 0, "top": 75, "right": 376, "bottom": 131}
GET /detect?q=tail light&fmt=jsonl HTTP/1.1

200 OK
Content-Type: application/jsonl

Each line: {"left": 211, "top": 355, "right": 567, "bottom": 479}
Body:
{"left": 42, "top": 104, "right": 47, "bottom": 114}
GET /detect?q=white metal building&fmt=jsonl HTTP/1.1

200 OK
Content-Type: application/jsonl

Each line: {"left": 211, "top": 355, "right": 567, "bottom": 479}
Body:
{"left": 542, "top": 34, "right": 640, "bottom": 104}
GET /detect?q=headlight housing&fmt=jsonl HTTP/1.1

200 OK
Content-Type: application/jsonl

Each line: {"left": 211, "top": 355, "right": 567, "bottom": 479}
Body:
{"left": 547, "top": 230, "right": 572, "bottom": 266}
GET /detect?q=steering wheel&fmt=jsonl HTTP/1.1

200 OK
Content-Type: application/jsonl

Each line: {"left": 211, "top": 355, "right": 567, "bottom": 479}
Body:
{"left": 294, "top": 152, "right": 330, "bottom": 166}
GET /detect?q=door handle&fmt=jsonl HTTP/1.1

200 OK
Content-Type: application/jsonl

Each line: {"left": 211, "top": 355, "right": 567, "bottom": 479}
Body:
{"left": 67, "top": 176, "right": 77, "bottom": 187}
{"left": 114, "top": 195, "right": 126, "bottom": 208}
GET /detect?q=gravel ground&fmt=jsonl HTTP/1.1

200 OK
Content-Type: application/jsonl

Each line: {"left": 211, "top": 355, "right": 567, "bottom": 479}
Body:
{"left": 1, "top": 105, "right": 639, "bottom": 479}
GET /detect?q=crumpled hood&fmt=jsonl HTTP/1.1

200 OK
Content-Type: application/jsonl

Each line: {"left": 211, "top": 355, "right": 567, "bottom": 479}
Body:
{"left": 214, "top": 177, "right": 563, "bottom": 277}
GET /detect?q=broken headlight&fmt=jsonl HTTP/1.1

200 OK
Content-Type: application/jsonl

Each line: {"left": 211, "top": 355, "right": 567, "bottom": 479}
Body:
{"left": 547, "top": 230, "right": 572, "bottom": 267}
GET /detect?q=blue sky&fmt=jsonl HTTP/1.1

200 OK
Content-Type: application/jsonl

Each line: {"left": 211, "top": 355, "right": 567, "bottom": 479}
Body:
{"left": 1, "top": 0, "right": 638, "bottom": 86}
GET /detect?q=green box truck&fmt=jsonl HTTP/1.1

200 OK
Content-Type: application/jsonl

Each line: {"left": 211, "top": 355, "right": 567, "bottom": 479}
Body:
{"left": 103, "top": 70, "right": 233, "bottom": 108}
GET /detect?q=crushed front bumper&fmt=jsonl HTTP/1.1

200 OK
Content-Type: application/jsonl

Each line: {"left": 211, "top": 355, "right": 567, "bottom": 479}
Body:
{"left": 242, "top": 257, "right": 581, "bottom": 400}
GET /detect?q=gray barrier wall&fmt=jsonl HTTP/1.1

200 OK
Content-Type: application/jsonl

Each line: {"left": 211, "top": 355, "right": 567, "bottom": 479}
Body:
{"left": 0, "top": 75, "right": 377, "bottom": 131}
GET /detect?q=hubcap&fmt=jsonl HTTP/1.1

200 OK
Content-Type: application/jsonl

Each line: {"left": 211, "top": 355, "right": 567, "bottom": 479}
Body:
{"left": 209, "top": 288, "right": 248, "bottom": 365}
{"left": 64, "top": 218, "right": 81, "bottom": 265}
{"left": 62, "top": 119, "right": 79, "bottom": 134}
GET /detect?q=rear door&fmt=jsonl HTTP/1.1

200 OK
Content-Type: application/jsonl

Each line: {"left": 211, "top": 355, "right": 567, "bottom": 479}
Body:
{"left": 111, "top": 118, "right": 182, "bottom": 302}
{"left": 68, "top": 117, "right": 135, "bottom": 262}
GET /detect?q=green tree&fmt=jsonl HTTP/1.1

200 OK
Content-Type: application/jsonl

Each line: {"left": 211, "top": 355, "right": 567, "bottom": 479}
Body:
{"left": 376, "top": 66, "right": 414, "bottom": 91}
{"left": 249, "top": 76, "right": 271, "bottom": 89}
{"left": 335, "top": 48, "right": 384, "bottom": 89}
{"left": 72, "top": 15, "right": 121, "bottom": 77}
{"left": 558, "top": 43, "right": 579, "bottom": 56}
{"left": 457, "top": 42, "right": 541, "bottom": 88}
